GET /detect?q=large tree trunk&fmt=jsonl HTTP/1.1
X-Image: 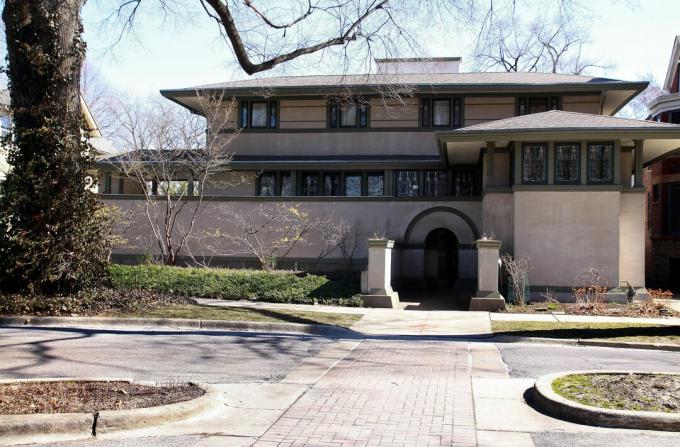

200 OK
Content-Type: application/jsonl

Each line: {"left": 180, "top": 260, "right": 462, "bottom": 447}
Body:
{"left": 0, "top": 0, "right": 109, "bottom": 293}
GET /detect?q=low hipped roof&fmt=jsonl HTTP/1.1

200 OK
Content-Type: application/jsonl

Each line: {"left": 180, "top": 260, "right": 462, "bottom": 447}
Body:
{"left": 161, "top": 72, "right": 647, "bottom": 117}
{"left": 436, "top": 110, "right": 680, "bottom": 166}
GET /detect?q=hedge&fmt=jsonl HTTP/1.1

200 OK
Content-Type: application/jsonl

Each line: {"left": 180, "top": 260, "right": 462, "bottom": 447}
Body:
{"left": 109, "top": 264, "right": 363, "bottom": 307}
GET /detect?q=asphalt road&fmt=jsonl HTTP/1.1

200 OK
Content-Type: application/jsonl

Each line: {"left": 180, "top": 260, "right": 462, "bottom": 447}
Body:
{"left": 497, "top": 342, "right": 680, "bottom": 378}
{"left": 0, "top": 326, "right": 332, "bottom": 383}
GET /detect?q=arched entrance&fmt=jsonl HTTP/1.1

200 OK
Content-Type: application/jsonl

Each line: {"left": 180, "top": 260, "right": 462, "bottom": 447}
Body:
{"left": 424, "top": 228, "right": 458, "bottom": 288}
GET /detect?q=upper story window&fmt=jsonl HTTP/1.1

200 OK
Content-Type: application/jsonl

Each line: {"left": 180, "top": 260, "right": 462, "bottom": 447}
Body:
{"left": 329, "top": 99, "right": 369, "bottom": 128}
{"left": 420, "top": 97, "right": 462, "bottom": 128}
{"left": 587, "top": 143, "right": 613, "bottom": 183}
{"left": 239, "top": 100, "right": 277, "bottom": 129}
{"left": 518, "top": 96, "right": 559, "bottom": 115}
{"left": 522, "top": 144, "right": 547, "bottom": 183}
{"left": 555, "top": 143, "right": 580, "bottom": 183}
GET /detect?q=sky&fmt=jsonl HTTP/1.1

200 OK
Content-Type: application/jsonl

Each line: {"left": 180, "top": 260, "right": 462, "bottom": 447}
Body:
{"left": 80, "top": 0, "right": 680, "bottom": 98}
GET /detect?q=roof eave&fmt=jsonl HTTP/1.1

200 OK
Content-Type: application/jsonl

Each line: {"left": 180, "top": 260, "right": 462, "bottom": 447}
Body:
{"left": 436, "top": 127, "right": 680, "bottom": 143}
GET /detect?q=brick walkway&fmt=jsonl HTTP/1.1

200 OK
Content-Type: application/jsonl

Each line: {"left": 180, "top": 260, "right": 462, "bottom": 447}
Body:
{"left": 254, "top": 341, "right": 476, "bottom": 447}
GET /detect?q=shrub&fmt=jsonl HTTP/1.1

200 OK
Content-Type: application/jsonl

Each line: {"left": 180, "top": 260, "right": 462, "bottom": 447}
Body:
{"left": 109, "top": 264, "right": 363, "bottom": 307}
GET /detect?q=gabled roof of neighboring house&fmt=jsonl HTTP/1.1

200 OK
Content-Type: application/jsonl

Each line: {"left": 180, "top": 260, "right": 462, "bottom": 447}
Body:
{"left": 162, "top": 72, "right": 648, "bottom": 117}
{"left": 436, "top": 110, "right": 680, "bottom": 166}
{"left": 663, "top": 35, "right": 680, "bottom": 91}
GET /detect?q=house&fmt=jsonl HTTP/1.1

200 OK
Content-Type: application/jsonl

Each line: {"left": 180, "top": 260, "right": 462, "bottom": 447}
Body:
{"left": 646, "top": 36, "right": 680, "bottom": 290}
{"left": 0, "top": 90, "right": 116, "bottom": 191}
{"left": 99, "top": 57, "right": 680, "bottom": 303}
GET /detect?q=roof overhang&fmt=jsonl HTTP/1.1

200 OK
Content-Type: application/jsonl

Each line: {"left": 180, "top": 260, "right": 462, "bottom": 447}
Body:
{"left": 436, "top": 127, "right": 680, "bottom": 166}
{"left": 161, "top": 81, "right": 647, "bottom": 118}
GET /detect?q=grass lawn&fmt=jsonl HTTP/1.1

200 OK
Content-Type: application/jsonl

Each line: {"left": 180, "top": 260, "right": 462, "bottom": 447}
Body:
{"left": 107, "top": 304, "right": 362, "bottom": 328}
{"left": 492, "top": 321, "right": 680, "bottom": 345}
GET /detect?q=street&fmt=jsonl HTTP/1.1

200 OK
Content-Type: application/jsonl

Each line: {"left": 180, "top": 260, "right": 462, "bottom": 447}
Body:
{"left": 2, "top": 327, "right": 680, "bottom": 447}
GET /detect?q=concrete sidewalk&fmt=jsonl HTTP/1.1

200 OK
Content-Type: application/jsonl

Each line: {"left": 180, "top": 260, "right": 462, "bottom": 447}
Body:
{"left": 490, "top": 312, "right": 680, "bottom": 326}
{"left": 350, "top": 309, "right": 492, "bottom": 337}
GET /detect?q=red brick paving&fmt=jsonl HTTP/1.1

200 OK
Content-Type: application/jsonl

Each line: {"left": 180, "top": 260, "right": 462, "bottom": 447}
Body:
{"left": 254, "top": 341, "right": 476, "bottom": 447}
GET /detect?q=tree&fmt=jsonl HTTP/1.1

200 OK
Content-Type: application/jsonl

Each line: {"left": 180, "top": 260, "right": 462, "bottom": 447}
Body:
{"left": 472, "top": 2, "right": 602, "bottom": 74}
{"left": 617, "top": 73, "right": 664, "bottom": 120}
{"left": 107, "top": 93, "right": 236, "bottom": 265}
{"left": 0, "top": 1, "right": 110, "bottom": 293}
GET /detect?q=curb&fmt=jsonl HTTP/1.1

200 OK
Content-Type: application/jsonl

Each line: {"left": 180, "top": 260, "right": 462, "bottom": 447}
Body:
{"left": 0, "top": 378, "right": 220, "bottom": 444}
{"left": 0, "top": 316, "right": 357, "bottom": 338}
{"left": 490, "top": 335, "right": 680, "bottom": 352}
{"left": 533, "top": 370, "right": 680, "bottom": 431}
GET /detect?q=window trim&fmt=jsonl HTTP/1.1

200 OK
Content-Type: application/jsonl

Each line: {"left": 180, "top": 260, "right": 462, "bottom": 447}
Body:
{"left": 239, "top": 100, "right": 279, "bottom": 129}
{"left": 517, "top": 95, "right": 561, "bottom": 115}
{"left": 420, "top": 96, "right": 463, "bottom": 129}
{"left": 521, "top": 143, "right": 548, "bottom": 185}
{"left": 554, "top": 142, "right": 581, "bottom": 185}
{"left": 586, "top": 142, "right": 615, "bottom": 184}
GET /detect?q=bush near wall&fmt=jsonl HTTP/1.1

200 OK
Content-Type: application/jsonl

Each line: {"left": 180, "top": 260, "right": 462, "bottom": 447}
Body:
{"left": 109, "top": 264, "right": 363, "bottom": 307}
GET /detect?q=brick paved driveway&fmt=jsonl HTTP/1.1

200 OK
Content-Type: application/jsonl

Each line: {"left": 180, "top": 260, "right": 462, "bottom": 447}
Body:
{"left": 254, "top": 340, "right": 476, "bottom": 447}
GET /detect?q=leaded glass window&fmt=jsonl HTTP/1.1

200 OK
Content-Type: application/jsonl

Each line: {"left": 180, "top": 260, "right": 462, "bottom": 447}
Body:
{"left": 258, "top": 173, "right": 276, "bottom": 196}
{"left": 396, "top": 170, "right": 419, "bottom": 197}
{"left": 323, "top": 173, "right": 341, "bottom": 196}
{"left": 345, "top": 174, "right": 362, "bottom": 196}
{"left": 424, "top": 170, "right": 449, "bottom": 197}
{"left": 367, "top": 173, "right": 384, "bottom": 196}
{"left": 555, "top": 144, "right": 579, "bottom": 183}
{"left": 588, "top": 143, "right": 613, "bottom": 183}
{"left": 280, "top": 172, "right": 293, "bottom": 196}
{"left": 432, "top": 99, "right": 451, "bottom": 127}
{"left": 250, "top": 102, "right": 268, "bottom": 128}
{"left": 522, "top": 144, "right": 547, "bottom": 183}
{"left": 302, "top": 173, "right": 319, "bottom": 196}
{"left": 453, "top": 171, "right": 474, "bottom": 197}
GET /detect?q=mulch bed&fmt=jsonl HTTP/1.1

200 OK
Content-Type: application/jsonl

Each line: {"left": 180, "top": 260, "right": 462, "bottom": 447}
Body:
{"left": 505, "top": 301, "right": 677, "bottom": 318}
{"left": 554, "top": 373, "right": 680, "bottom": 413}
{"left": 0, "top": 381, "right": 204, "bottom": 415}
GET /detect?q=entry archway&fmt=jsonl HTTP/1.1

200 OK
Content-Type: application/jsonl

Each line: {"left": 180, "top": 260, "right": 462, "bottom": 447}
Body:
{"left": 424, "top": 228, "right": 459, "bottom": 287}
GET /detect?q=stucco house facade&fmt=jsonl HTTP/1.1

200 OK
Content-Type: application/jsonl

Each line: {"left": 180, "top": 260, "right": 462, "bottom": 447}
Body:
{"left": 99, "top": 58, "right": 680, "bottom": 300}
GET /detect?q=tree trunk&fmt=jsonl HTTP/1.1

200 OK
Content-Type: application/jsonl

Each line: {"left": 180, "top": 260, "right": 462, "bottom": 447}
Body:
{"left": 0, "top": 0, "right": 109, "bottom": 293}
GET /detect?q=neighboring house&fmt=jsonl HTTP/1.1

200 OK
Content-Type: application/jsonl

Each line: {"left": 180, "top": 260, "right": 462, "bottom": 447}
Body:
{"left": 0, "top": 90, "right": 115, "bottom": 192}
{"left": 646, "top": 36, "right": 680, "bottom": 289}
{"left": 99, "top": 57, "right": 680, "bottom": 300}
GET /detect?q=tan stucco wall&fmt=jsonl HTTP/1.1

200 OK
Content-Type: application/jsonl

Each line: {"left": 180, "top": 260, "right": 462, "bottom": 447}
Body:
{"left": 103, "top": 197, "right": 482, "bottom": 276}
{"left": 482, "top": 192, "right": 513, "bottom": 252}
{"left": 464, "top": 96, "right": 515, "bottom": 126}
{"left": 619, "top": 192, "right": 645, "bottom": 287}
{"left": 222, "top": 131, "right": 439, "bottom": 156}
{"left": 562, "top": 94, "right": 601, "bottom": 114}
{"left": 513, "top": 190, "right": 621, "bottom": 287}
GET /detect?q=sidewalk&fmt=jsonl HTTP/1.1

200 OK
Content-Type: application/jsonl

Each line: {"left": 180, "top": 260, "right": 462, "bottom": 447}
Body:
{"left": 490, "top": 312, "right": 680, "bottom": 326}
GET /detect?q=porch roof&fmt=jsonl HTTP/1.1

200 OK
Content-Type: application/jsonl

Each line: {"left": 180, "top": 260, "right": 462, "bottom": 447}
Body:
{"left": 435, "top": 110, "right": 680, "bottom": 166}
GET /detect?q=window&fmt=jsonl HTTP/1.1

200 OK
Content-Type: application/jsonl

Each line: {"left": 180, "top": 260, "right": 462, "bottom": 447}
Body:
{"left": 345, "top": 174, "right": 362, "bottom": 196}
{"left": 239, "top": 100, "right": 277, "bottom": 128}
{"left": 423, "top": 170, "right": 449, "bottom": 197}
{"left": 587, "top": 143, "right": 613, "bottom": 183}
{"left": 670, "top": 111, "right": 680, "bottom": 124}
{"left": 522, "top": 144, "right": 547, "bottom": 183}
{"left": 118, "top": 177, "right": 125, "bottom": 194}
{"left": 421, "top": 97, "right": 462, "bottom": 128}
{"left": 452, "top": 170, "right": 474, "bottom": 197}
{"left": 653, "top": 184, "right": 661, "bottom": 203}
{"left": 668, "top": 183, "right": 680, "bottom": 235}
{"left": 302, "top": 173, "right": 319, "bottom": 196}
{"left": 555, "top": 143, "right": 579, "bottom": 183}
{"left": 280, "top": 172, "right": 293, "bottom": 196}
{"left": 329, "top": 99, "right": 368, "bottom": 128}
{"left": 104, "top": 174, "right": 112, "bottom": 194}
{"left": 367, "top": 172, "right": 384, "bottom": 196}
{"left": 258, "top": 173, "right": 276, "bottom": 196}
{"left": 396, "top": 170, "right": 419, "bottom": 197}
{"left": 518, "top": 96, "right": 559, "bottom": 115}
{"left": 323, "top": 173, "right": 341, "bottom": 196}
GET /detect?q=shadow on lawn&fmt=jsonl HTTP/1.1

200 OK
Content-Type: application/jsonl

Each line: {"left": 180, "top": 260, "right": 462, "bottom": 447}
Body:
{"left": 495, "top": 325, "right": 680, "bottom": 340}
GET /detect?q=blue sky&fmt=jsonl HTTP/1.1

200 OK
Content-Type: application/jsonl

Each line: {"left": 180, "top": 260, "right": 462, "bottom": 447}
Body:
{"left": 81, "top": 0, "right": 680, "bottom": 97}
